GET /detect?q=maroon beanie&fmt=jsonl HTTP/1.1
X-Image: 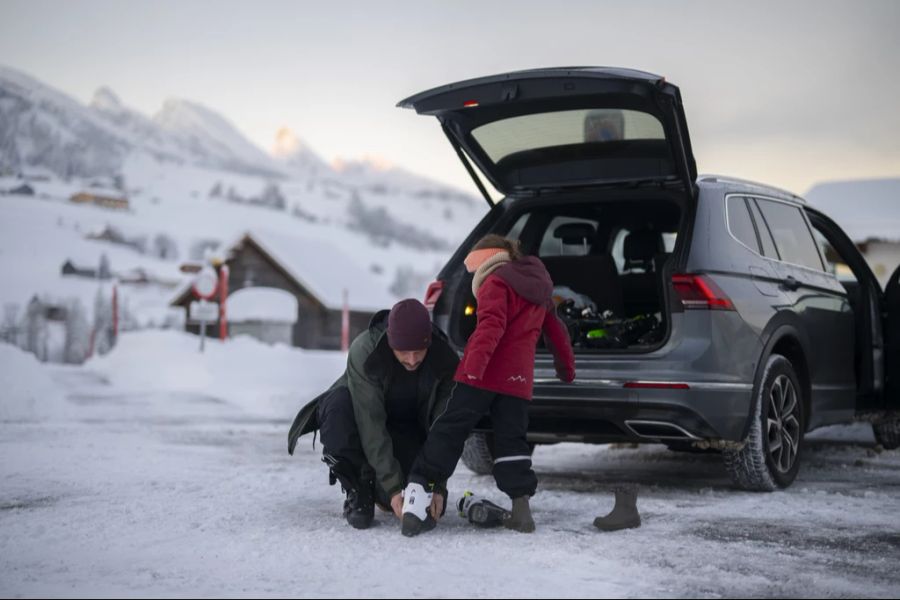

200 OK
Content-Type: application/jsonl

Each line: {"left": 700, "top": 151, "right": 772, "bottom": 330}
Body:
{"left": 387, "top": 299, "right": 432, "bottom": 351}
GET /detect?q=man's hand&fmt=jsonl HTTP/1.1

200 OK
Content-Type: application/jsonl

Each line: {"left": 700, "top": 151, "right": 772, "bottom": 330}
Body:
{"left": 430, "top": 493, "right": 444, "bottom": 521}
{"left": 390, "top": 492, "right": 403, "bottom": 519}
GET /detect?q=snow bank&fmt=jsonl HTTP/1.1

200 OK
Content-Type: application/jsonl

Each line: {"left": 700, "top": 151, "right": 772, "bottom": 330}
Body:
{"left": 87, "top": 329, "right": 346, "bottom": 418}
{"left": 0, "top": 343, "right": 68, "bottom": 421}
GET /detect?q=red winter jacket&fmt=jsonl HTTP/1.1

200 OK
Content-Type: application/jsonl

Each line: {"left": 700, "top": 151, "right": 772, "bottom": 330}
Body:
{"left": 455, "top": 256, "right": 576, "bottom": 400}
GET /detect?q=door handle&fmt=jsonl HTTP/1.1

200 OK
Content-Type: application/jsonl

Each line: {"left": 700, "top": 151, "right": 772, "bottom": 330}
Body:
{"left": 782, "top": 276, "right": 801, "bottom": 291}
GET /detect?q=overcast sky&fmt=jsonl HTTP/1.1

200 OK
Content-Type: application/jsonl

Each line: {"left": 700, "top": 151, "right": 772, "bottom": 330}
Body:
{"left": 1, "top": 0, "right": 898, "bottom": 196}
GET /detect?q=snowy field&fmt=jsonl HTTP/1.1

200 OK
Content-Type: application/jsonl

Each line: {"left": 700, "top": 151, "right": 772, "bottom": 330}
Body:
{"left": 1, "top": 333, "right": 899, "bottom": 598}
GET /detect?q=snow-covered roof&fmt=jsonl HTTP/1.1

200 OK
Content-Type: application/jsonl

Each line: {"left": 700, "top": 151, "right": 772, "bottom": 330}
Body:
{"left": 171, "top": 230, "right": 395, "bottom": 313}
{"left": 245, "top": 229, "right": 394, "bottom": 312}
{"left": 805, "top": 179, "right": 900, "bottom": 243}
{"left": 227, "top": 287, "right": 297, "bottom": 322}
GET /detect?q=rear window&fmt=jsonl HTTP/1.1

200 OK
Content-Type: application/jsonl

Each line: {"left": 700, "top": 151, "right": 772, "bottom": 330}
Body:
{"left": 538, "top": 216, "right": 598, "bottom": 257}
{"left": 471, "top": 109, "right": 665, "bottom": 163}
{"left": 610, "top": 228, "right": 676, "bottom": 273}
{"left": 754, "top": 199, "right": 825, "bottom": 271}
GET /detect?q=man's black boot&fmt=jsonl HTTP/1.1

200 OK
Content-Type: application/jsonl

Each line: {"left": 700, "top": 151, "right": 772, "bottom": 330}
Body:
{"left": 324, "top": 455, "right": 374, "bottom": 530}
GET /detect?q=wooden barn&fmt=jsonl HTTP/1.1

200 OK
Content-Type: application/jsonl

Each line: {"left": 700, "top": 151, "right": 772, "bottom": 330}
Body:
{"left": 170, "top": 231, "right": 396, "bottom": 350}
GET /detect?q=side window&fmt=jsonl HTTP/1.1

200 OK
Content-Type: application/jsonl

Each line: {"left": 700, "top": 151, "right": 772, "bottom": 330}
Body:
{"left": 754, "top": 199, "right": 825, "bottom": 271}
{"left": 611, "top": 228, "right": 629, "bottom": 272}
{"left": 727, "top": 196, "right": 760, "bottom": 253}
{"left": 538, "top": 216, "right": 597, "bottom": 257}
{"left": 812, "top": 228, "right": 857, "bottom": 282}
{"left": 748, "top": 201, "right": 780, "bottom": 259}
{"left": 663, "top": 233, "right": 677, "bottom": 253}
{"left": 504, "top": 213, "right": 530, "bottom": 241}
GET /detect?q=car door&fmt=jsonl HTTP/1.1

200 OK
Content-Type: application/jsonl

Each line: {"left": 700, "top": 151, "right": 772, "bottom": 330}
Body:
{"left": 806, "top": 207, "right": 892, "bottom": 412}
{"left": 885, "top": 264, "right": 900, "bottom": 408}
{"left": 751, "top": 197, "right": 857, "bottom": 427}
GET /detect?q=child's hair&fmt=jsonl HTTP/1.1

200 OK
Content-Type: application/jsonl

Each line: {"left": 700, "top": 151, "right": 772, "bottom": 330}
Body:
{"left": 471, "top": 234, "right": 523, "bottom": 261}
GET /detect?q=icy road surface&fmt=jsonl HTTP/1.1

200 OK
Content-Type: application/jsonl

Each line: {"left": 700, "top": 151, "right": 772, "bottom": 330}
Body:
{"left": 2, "top": 365, "right": 899, "bottom": 598}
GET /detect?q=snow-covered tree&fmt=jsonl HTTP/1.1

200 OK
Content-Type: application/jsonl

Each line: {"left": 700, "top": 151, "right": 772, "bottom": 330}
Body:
{"left": 189, "top": 239, "right": 221, "bottom": 261}
{"left": 152, "top": 233, "right": 179, "bottom": 261}
{"left": 22, "top": 296, "right": 49, "bottom": 362}
{"left": 98, "top": 253, "right": 112, "bottom": 280}
{"left": 1, "top": 302, "right": 21, "bottom": 345}
{"left": 63, "top": 298, "right": 91, "bottom": 364}
{"left": 347, "top": 195, "right": 450, "bottom": 251}
{"left": 259, "top": 182, "right": 286, "bottom": 210}
{"left": 93, "top": 288, "right": 115, "bottom": 356}
{"left": 388, "top": 265, "right": 435, "bottom": 299}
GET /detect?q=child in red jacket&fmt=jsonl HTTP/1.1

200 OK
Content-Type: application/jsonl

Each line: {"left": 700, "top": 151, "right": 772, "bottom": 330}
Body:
{"left": 401, "top": 234, "right": 575, "bottom": 536}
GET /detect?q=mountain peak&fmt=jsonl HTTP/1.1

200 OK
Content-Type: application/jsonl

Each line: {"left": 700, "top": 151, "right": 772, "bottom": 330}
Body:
{"left": 155, "top": 97, "right": 216, "bottom": 126}
{"left": 271, "top": 127, "right": 328, "bottom": 174}
{"left": 153, "top": 99, "right": 282, "bottom": 176}
{"left": 272, "top": 127, "right": 303, "bottom": 157}
{"left": 90, "top": 86, "right": 123, "bottom": 112}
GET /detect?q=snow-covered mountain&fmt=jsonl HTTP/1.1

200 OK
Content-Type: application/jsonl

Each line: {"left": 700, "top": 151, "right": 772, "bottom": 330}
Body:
{"left": 152, "top": 98, "right": 284, "bottom": 177}
{"left": 271, "top": 127, "right": 331, "bottom": 179}
{"left": 88, "top": 86, "right": 186, "bottom": 166}
{"left": 89, "top": 86, "right": 283, "bottom": 177}
{"left": 0, "top": 64, "right": 485, "bottom": 361}
{"left": 0, "top": 64, "right": 479, "bottom": 219}
{"left": 0, "top": 67, "right": 131, "bottom": 179}
{"left": 0, "top": 65, "right": 290, "bottom": 179}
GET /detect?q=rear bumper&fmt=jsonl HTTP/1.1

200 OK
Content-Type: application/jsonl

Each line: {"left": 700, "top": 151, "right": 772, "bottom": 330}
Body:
{"left": 510, "top": 379, "right": 752, "bottom": 444}
{"left": 511, "top": 310, "right": 762, "bottom": 444}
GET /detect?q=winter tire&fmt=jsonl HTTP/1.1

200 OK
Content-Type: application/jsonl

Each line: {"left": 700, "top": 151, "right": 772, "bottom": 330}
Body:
{"left": 723, "top": 354, "right": 805, "bottom": 491}
{"left": 873, "top": 418, "right": 900, "bottom": 450}
{"left": 461, "top": 432, "right": 495, "bottom": 475}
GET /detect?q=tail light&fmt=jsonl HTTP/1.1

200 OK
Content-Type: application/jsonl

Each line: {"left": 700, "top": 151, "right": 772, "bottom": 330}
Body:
{"left": 671, "top": 274, "right": 735, "bottom": 311}
{"left": 423, "top": 280, "right": 444, "bottom": 311}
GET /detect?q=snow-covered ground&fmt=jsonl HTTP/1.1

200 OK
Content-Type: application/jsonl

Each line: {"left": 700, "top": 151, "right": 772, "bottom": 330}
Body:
{"left": 1, "top": 333, "right": 899, "bottom": 598}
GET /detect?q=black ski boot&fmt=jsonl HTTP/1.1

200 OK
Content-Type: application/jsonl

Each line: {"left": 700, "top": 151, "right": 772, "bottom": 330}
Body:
{"left": 457, "top": 491, "right": 511, "bottom": 528}
{"left": 323, "top": 455, "right": 374, "bottom": 530}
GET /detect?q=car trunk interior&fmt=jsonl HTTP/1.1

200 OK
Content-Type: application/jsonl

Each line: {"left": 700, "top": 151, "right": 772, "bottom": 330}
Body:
{"left": 447, "top": 191, "right": 688, "bottom": 353}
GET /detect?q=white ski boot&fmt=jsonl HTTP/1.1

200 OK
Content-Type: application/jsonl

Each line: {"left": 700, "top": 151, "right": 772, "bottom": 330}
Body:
{"left": 401, "top": 482, "right": 436, "bottom": 537}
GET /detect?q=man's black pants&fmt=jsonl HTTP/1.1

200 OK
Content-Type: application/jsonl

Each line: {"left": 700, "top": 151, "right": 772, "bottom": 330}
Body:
{"left": 316, "top": 386, "right": 424, "bottom": 507}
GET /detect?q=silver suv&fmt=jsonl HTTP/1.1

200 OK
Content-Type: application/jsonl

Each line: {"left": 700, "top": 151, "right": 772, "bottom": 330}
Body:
{"left": 399, "top": 67, "right": 900, "bottom": 490}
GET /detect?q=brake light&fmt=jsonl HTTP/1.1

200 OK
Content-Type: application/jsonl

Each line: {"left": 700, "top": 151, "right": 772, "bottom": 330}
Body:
{"left": 463, "top": 100, "right": 479, "bottom": 108}
{"left": 423, "top": 280, "right": 444, "bottom": 311}
{"left": 671, "top": 274, "right": 735, "bottom": 311}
